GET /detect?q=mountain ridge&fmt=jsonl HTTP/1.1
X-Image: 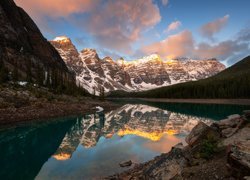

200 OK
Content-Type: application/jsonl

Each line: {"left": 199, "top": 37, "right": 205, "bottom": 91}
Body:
{"left": 108, "top": 56, "right": 250, "bottom": 98}
{"left": 50, "top": 36, "right": 225, "bottom": 94}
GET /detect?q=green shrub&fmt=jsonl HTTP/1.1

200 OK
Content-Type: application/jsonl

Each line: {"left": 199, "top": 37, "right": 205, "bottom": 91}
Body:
{"left": 199, "top": 136, "right": 219, "bottom": 159}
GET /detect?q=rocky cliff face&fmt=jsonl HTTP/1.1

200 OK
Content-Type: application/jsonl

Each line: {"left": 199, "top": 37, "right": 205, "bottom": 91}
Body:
{"left": 51, "top": 37, "right": 132, "bottom": 94}
{"left": 50, "top": 36, "right": 226, "bottom": 94}
{"left": 121, "top": 55, "right": 226, "bottom": 90}
{"left": 0, "top": 0, "right": 74, "bottom": 85}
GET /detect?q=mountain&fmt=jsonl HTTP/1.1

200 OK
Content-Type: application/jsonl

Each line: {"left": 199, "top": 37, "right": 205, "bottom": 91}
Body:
{"left": 109, "top": 56, "right": 250, "bottom": 98}
{"left": 0, "top": 0, "right": 74, "bottom": 88}
{"left": 118, "top": 54, "right": 225, "bottom": 90}
{"left": 52, "top": 104, "right": 213, "bottom": 160}
{"left": 51, "top": 37, "right": 132, "bottom": 94}
{"left": 50, "top": 36, "right": 225, "bottom": 94}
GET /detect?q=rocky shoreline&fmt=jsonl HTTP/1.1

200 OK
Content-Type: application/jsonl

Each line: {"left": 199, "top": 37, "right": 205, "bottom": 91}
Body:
{"left": 0, "top": 85, "right": 119, "bottom": 127}
{"left": 106, "top": 110, "right": 250, "bottom": 180}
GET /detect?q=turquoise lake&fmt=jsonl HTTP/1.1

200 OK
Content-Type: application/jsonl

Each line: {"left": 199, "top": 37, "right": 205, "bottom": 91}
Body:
{"left": 0, "top": 101, "right": 249, "bottom": 179}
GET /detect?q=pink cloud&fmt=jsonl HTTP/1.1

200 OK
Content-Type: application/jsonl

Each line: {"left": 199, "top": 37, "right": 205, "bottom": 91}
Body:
{"left": 141, "top": 30, "right": 194, "bottom": 58}
{"left": 15, "top": 0, "right": 161, "bottom": 54}
{"left": 84, "top": 0, "right": 161, "bottom": 54}
{"left": 200, "top": 15, "right": 230, "bottom": 39}
{"left": 15, "top": 0, "right": 98, "bottom": 19}
{"left": 165, "top": 21, "right": 182, "bottom": 33}
{"left": 139, "top": 29, "right": 249, "bottom": 63}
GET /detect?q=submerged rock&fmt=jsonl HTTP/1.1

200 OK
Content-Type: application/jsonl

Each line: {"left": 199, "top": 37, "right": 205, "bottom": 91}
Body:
{"left": 119, "top": 160, "right": 132, "bottom": 167}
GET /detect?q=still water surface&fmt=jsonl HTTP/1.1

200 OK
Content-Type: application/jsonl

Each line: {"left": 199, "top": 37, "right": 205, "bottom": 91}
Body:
{"left": 0, "top": 101, "right": 249, "bottom": 179}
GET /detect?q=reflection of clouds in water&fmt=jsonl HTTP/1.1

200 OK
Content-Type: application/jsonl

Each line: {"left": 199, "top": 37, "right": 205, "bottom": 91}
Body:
{"left": 143, "top": 134, "right": 185, "bottom": 153}
{"left": 37, "top": 135, "right": 157, "bottom": 179}
{"left": 37, "top": 103, "right": 213, "bottom": 179}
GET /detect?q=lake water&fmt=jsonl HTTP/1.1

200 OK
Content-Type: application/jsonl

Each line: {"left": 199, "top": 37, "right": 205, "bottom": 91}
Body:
{"left": 0, "top": 101, "right": 249, "bottom": 180}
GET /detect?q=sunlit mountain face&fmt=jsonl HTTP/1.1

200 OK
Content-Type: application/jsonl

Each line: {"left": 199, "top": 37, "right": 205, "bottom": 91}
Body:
{"left": 50, "top": 36, "right": 225, "bottom": 94}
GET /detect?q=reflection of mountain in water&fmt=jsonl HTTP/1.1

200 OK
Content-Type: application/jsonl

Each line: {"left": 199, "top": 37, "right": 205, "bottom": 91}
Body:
{"left": 53, "top": 104, "right": 213, "bottom": 160}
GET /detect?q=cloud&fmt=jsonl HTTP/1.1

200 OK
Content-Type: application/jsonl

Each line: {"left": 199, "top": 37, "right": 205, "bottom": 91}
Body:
{"left": 82, "top": 0, "right": 161, "bottom": 54}
{"left": 237, "top": 27, "right": 250, "bottom": 42}
{"left": 165, "top": 21, "right": 182, "bottom": 33}
{"left": 98, "top": 49, "right": 123, "bottom": 60}
{"left": 200, "top": 15, "right": 230, "bottom": 39}
{"left": 16, "top": 0, "right": 161, "bottom": 54}
{"left": 162, "top": 0, "right": 169, "bottom": 6}
{"left": 141, "top": 30, "right": 194, "bottom": 58}
{"left": 139, "top": 29, "right": 249, "bottom": 65}
{"left": 15, "top": 0, "right": 99, "bottom": 19}
{"left": 195, "top": 40, "right": 249, "bottom": 60}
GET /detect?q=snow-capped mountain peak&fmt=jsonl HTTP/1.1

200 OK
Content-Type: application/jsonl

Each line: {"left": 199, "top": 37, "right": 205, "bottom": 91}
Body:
{"left": 50, "top": 38, "right": 226, "bottom": 95}
{"left": 125, "top": 54, "right": 162, "bottom": 66}
{"left": 53, "top": 36, "right": 71, "bottom": 43}
{"left": 136, "top": 54, "right": 162, "bottom": 64}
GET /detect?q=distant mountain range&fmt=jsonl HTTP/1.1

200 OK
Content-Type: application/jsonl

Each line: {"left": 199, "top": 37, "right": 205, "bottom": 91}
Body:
{"left": 50, "top": 36, "right": 225, "bottom": 94}
{"left": 109, "top": 56, "right": 250, "bottom": 98}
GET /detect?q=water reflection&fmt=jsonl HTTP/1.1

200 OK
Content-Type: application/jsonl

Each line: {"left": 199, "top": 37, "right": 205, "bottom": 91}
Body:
{"left": 36, "top": 104, "right": 214, "bottom": 179}
{"left": 0, "top": 102, "right": 249, "bottom": 180}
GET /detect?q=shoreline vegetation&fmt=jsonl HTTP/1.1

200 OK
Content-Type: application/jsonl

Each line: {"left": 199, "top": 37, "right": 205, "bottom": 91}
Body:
{"left": 0, "top": 84, "right": 119, "bottom": 128}
{"left": 137, "top": 98, "right": 250, "bottom": 105}
{"left": 107, "top": 110, "right": 250, "bottom": 179}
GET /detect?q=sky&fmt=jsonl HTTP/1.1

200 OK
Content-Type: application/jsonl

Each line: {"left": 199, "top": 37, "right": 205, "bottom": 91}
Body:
{"left": 15, "top": 0, "right": 250, "bottom": 65}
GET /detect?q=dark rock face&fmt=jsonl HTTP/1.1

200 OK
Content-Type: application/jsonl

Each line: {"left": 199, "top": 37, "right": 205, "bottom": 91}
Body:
{"left": 0, "top": 0, "right": 74, "bottom": 84}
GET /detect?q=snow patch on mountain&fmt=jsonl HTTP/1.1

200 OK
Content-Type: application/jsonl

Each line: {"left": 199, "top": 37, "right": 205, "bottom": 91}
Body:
{"left": 50, "top": 36, "right": 226, "bottom": 95}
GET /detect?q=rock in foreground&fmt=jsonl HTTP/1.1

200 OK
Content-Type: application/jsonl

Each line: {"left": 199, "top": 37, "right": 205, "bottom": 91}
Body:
{"left": 106, "top": 111, "right": 250, "bottom": 180}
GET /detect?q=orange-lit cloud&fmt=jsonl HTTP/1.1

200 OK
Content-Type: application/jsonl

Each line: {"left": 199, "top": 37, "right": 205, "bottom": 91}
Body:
{"left": 200, "top": 15, "right": 230, "bottom": 39}
{"left": 165, "top": 21, "right": 182, "bottom": 33}
{"left": 15, "top": 0, "right": 98, "bottom": 19}
{"left": 139, "top": 29, "right": 249, "bottom": 63}
{"left": 141, "top": 30, "right": 194, "bottom": 58}
{"left": 15, "top": 0, "right": 161, "bottom": 54}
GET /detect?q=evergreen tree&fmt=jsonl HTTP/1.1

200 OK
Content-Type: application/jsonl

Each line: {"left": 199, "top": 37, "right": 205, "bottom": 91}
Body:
{"left": 12, "top": 66, "right": 18, "bottom": 82}
{"left": 26, "top": 59, "right": 32, "bottom": 83}
{"left": 0, "top": 61, "right": 8, "bottom": 83}
{"left": 36, "top": 65, "right": 44, "bottom": 86}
